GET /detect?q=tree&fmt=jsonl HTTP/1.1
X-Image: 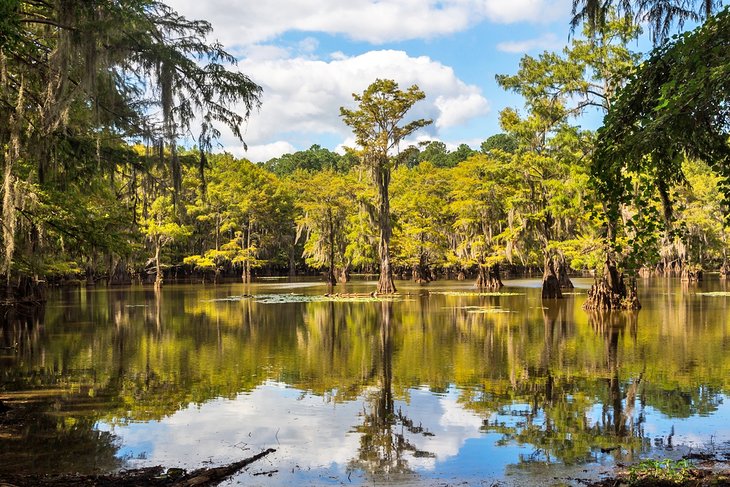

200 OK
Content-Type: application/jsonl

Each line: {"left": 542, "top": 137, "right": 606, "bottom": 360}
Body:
{"left": 418, "top": 141, "right": 450, "bottom": 167}
{"left": 0, "top": 0, "right": 261, "bottom": 301}
{"left": 591, "top": 6, "right": 730, "bottom": 290}
{"left": 593, "top": 7, "right": 730, "bottom": 215}
{"left": 294, "top": 170, "right": 353, "bottom": 286}
{"left": 141, "top": 195, "right": 190, "bottom": 287}
{"left": 185, "top": 155, "right": 293, "bottom": 283}
{"left": 481, "top": 134, "right": 519, "bottom": 155}
{"left": 264, "top": 145, "right": 354, "bottom": 177}
{"left": 496, "top": 13, "right": 641, "bottom": 303}
{"left": 571, "top": 0, "right": 723, "bottom": 43}
{"left": 340, "top": 79, "right": 432, "bottom": 294}
{"left": 448, "top": 154, "right": 515, "bottom": 289}
{"left": 391, "top": 163, "right": 451, "bottom": 283}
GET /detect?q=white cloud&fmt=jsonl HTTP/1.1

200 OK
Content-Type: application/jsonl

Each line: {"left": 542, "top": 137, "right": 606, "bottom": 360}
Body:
{"left": 232, "top": 141, "right": 296, "bottom": 163}
{"left": 434, "top": 92, "right": 491, "bottom": 129}
{"left": 479, "top": 0, "right": 572, "bottom": 24}
{"left": 166, "top": 0, "right": 571, "bottom": 46}
{"left": 298, "top": 37, "right": 320, "bottom": 54}
{"left": 228, "top": 50, "right": 489, "bottom": 158}
{"left": 496, "top": 33, "right": 565, "bottom": 53}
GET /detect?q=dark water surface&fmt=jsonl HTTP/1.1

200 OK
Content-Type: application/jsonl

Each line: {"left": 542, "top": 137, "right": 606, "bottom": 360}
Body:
{"left": 1, "top": 277, "right": 730, "bottom": 485}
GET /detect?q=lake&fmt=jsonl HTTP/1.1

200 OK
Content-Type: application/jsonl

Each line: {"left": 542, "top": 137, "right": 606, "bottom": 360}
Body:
{"left": 1, "top": 277, "right": 729, "bottom": 485}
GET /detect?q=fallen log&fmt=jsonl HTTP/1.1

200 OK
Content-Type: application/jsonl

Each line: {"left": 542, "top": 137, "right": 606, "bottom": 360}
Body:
{"left": 0, "top": 448, "right": 276, "bottom": 487}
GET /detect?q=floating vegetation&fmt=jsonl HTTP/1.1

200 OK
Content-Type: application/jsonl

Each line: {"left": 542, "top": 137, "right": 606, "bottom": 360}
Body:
{"left": 696, "top": 292, "right": 730, "bottom": 297}
{"left": 467, "top": 308, "right": 514, "bottom": 314}
{"left": 445, "top": 305, "right": 514, "bottom": 314}
{"left": 430, "top": 291, "right": 524, "bottom": 297}
{"left": 205, "top": 293, "right": 404, "bottom": 304}
{"left": 204, "top": 295, "right": 253, "bottom": 303}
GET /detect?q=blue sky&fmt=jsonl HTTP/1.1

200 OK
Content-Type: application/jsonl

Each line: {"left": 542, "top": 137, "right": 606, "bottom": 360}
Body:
{"left": 164, "top": 0, "right": 648, "bottom": 162}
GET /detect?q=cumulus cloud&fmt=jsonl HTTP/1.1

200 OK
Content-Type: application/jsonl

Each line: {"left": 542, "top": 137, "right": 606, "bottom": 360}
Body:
{"left": 496, "top": 33, "right": 565, "bottom": 53}
{"left": 228, "top": 141, "right": 296, "bottom": 162}
{"left": 479, "top": 0, "right": 571, "bottom": 24}
{"left": 434, "top": 93, "right": 491, "bottom": 129}
{"left": 166, "top": 0, "right": 571, "bottom": 46}
{"left": 227, "top": 50, "right": 489, "bottom": 160}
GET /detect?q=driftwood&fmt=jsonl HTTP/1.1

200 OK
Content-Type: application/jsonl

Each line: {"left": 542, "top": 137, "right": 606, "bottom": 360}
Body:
{"left": 0, "top": 448, "right": 276, "bottom": 487}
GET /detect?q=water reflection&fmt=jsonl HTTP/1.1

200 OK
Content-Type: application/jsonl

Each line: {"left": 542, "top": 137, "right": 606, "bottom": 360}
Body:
{"left": 0, "top": 279, "right": 729, "bottom": 483}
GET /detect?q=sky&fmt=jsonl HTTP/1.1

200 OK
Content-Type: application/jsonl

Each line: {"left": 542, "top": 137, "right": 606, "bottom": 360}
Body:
{"left": 164, "top": 0, "right": 608, "bottom": 162}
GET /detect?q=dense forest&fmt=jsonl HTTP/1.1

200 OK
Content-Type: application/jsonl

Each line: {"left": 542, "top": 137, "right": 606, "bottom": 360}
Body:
{"left": 1, "top": 0, "right": 729, "bottom": 310}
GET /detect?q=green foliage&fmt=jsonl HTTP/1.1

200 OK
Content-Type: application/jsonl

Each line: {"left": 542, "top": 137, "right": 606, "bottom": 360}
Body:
{"left": 391, "top": 163, "right": 451, "bottom": 271}
{"left": 418, "top": 141, "right": 450, "bottom": 167}
{"left": 480, "top": 134, "right": 518, "bottom": 155}
{"left": 264, "top": 145, "right": 354, "bottom": 176}
{"left": 448, "top": 154, "right": 515, "bottom": 268}
{"left": 571, "top": 0, "right": 722, "bottom": 43}
{"left": 340, "top": 79, "right": 432, "bottom": 163}
{"left": 628, "top": 459, "right": 695, "bottom": 485}
{"left": 0, "top": 0, "right": 262, "bottom": 289}
{"left": 294, "top": 169, "right": 353, "bottom": 279}
{"left": 593, "top": 7, "right": 730, "bottom": 224}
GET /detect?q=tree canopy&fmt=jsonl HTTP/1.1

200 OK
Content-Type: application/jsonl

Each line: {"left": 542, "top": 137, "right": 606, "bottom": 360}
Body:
{"left": 592, "top": 6, "right": 730, "bottom": 222}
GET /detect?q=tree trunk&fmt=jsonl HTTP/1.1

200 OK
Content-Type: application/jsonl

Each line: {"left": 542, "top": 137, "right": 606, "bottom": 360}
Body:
{"left": 583, "top": 258, "right": 640, "bottom": 310}
{"left": 475, "top": 262, "right": 503, "bottom": 290}
{"left": 541, "top": 255, "right": 563, "bottom": 299}
{"left": 412, "top": 251, "right": 431, "bottom": 284}
{"left": 681, "top": 265, "right": 702, "bottom": 282}
{"left": 108, "top": 256, "right": 132, "bottom": 286}
{"left": 376, "top": 166, "right": 396, "bottom": 294}
{"left": 326, "top": 260, "right": 336, "bottom": 286}
{"left": 326, "top": 212, "right": 336, "bottom": 286}
{"left": 154, "top": 242, "right": 163, "bottom": 289}
{"left": 242, "top": 219, "right": 252, "bottom": 284}
{"left": 412, "top": 264, "right": 430, "bottom": 284}
{"left": 720, "top": 260, "right": 730, "bottom": 279}
{"left": 288, "top": 243, "right": 297, "bottom": 277}
{"left": 215, "top": 214, "right": 220, "bottom": 251}
{"left": 338, "top": 264, "right": 350, "bottom": 284}
{"left": 2, "top": 142, "right": 17, "bottom": 293}
{"left": 556, "top": 254, "right": 574, "bottom": 289}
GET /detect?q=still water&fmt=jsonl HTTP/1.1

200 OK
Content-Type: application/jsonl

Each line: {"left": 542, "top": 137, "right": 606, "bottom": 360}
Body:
{"left": 1, "top": 277, "right": 730, "bottom": 485}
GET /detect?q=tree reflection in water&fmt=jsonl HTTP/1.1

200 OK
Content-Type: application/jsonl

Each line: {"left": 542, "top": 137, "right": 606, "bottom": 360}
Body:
{"left": 0, "top": 303, "right": 122, "bottom": 474}
{"left": 2, "top": 282, "right": 730, "bottom": 478}
{"left": 348, "top": 301, "right": 434, "bottom": 478}
{"left": 475, "top": 304, "right": 649, "bottom": 465}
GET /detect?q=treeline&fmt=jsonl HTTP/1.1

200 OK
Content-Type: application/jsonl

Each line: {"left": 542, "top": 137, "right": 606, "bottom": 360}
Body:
{"left": 25, "top": 137, "right": 727, "bottom": 290}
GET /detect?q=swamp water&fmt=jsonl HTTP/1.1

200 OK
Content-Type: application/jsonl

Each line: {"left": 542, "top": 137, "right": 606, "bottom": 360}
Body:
{"left": 1, "top": 278, "right": 730, "bottom": 485}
